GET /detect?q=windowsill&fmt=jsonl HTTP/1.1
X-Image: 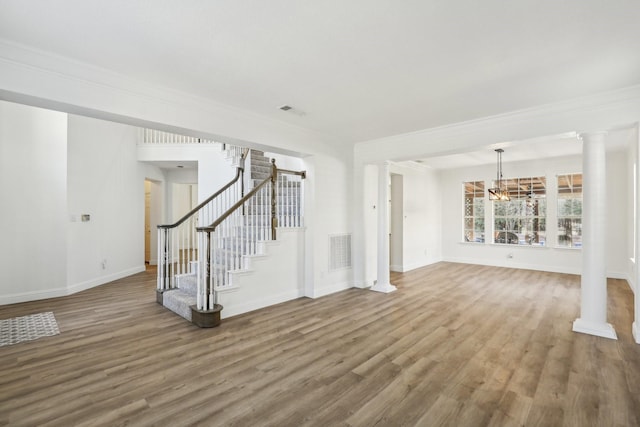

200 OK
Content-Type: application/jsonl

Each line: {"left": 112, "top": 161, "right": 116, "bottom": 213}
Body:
{"left": 490, "top": 243, "right": 548, "bottom": 249}
{"left": 459, "top": 242, "right": 583, "bottom": 250}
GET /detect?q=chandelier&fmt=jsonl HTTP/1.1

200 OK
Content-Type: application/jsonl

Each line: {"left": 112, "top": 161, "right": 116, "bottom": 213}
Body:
{"left": 488, "top": 149, "right": 510, "bottom": 201}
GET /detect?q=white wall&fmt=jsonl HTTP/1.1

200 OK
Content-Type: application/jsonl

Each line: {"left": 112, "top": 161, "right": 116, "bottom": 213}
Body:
{"left": 221, "top": 228, "right": 305, "bottom": 318}
{"left": 393, "top": 163, "right": 443, "bottom": 271}
{"left": 304, "top": 151, "right": 354, "bottom": 297}
{"left": 362, "top": 162, "right": 442, "bottom": 281}
{"left": 67, "top": 114, "right": 160, "bottom": 293}
{"left": 0, "top": 100, "right": 68, "bottom": 304}
{"left": 439, "top": 151, "right": 629, "bottom": 277}
{"left": 138, "top": 144, "right": 234, "bottom": 204}
{"left": 266, "top": 151, "right": 304, "bottom": 171}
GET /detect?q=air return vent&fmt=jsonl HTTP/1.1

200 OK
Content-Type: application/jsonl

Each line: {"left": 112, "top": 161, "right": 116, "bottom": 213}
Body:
{"left": 329, "top": 234, "right": 352, "bottom": 271}
{"left": 278, "top": 105, "right": 306, "bottom": 116}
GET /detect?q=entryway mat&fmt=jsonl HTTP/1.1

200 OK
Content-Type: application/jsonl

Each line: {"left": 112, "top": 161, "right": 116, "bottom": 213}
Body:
{"left": 0, "top": 312, "right": 60, "bottom": 347}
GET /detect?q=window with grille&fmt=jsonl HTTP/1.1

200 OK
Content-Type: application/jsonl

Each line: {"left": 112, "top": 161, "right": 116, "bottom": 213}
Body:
{"left": 463, "top": 181, "right": 485, "bottom": 243}
{"left": 557, "top": 173, "right": 582, "bottom": 248}
{"left": 493, "top": 176, "right": 546, "bottom": 246}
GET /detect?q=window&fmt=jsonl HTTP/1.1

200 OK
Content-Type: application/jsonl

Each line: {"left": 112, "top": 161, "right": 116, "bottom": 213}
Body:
{"left": 463, "top": 181, "right": 485, "bottom": 243}
{"left": 493, "top": 176, "right": 546, "bottom": 246}
{"left": 557, "top": 173, "right": 582, "bottom": 248}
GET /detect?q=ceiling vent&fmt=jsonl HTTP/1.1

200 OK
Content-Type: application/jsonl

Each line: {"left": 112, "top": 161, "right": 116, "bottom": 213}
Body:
{"left": 278, "top": 105, "right": 306, "bottom": 116}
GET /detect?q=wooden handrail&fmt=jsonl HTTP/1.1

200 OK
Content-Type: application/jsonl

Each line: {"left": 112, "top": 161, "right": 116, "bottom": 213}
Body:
{"left": 196, "top": 175, "right": 271, "bottom": 233}
{"left": 158, "top": 159, "right": 244, "bottom": 230}
{"left": 277, "top": 168, "right": 306, "bottom": 179}
{"left": 196, "top": 165, "right": 306, "bottom": 233}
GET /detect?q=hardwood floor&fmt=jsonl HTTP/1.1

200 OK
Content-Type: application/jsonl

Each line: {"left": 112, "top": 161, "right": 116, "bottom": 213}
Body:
{"left": 1, "top": 262, "right": 639, "bottom": 426}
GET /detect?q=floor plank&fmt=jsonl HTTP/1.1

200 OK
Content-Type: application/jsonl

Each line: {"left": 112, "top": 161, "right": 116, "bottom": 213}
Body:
{"left": 0, "top": 263, "right": 639, "bottom": 426}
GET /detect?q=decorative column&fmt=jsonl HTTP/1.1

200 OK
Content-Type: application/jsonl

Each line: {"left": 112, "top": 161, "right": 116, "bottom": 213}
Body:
{"left": 371, "top": 161, "right": 397, "bottom": 293}
{"left": 634, "top": 128, "right": 640, "bottom": 344}
{"left": 572, "top": 132, "right": 617, "bottom": 339}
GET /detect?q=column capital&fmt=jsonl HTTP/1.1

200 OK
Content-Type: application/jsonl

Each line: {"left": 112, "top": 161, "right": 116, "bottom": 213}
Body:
{"left": 577, "top": 131, "right": 608, "bottom": 142}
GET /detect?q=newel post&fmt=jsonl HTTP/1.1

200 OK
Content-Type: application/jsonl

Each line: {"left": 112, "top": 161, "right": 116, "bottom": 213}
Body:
{"left": 271, "top": 159, "right": 278, "bottom": 240}
{"left": 205, "top": 230, "right": 212, "bottom": 309}
{"left": 163, "top": 227, "right": 171, "bottom": 289}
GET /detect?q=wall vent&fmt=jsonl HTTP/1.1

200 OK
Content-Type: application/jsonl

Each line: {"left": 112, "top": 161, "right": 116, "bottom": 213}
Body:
{"left": 329, "top": 234, "right": 352, "bottom": 271}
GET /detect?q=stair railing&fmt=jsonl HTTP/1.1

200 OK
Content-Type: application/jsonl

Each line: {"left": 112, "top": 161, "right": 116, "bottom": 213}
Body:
{"left": 157, "top": 153, "right": 247, "bottom": 293}
{"left": 195, "top": 159, "right": 306, "bottom": 312}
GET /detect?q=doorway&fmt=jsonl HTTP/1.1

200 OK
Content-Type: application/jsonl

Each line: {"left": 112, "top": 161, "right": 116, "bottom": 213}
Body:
{"left": 144, "top": 179, "right": 162, "bottom": 265}
{"left": 390, "top": 173, "right": 403, "bottom": 272}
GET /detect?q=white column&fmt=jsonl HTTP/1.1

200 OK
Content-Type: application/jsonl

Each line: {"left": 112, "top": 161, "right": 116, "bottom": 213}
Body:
{"left": 371, "top": 161, "right": 397, "bottom": 293}
{"left": 572, "top": 132, "right": 617, "bottom": 339}
{"left": 633, "top": 128, "right": 640, "bottom": 344}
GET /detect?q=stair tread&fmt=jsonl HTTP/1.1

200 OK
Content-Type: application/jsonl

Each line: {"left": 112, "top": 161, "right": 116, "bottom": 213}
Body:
{"left": 163, "top": 289, "right": 196, "bottom": 321}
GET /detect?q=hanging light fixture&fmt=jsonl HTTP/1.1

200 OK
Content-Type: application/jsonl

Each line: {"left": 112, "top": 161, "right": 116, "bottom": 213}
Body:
{"left": 488, "top": 149, "right": 510, "bottom": 201}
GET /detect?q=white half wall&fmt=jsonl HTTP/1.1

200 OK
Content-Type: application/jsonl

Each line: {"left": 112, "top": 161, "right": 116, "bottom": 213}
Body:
{"left": 0, "top": 100, "right": 68, "bottom": 304}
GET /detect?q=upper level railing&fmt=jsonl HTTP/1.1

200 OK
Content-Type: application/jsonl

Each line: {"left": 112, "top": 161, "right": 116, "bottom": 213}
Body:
{"left": 142, "top": 129, "right": 216, "bottom": 144}
{"left": 156, "top": 154, "right": 246, "bottom": 292}
{"left": 195, "top": 160, "right": 306, "bottom": 312}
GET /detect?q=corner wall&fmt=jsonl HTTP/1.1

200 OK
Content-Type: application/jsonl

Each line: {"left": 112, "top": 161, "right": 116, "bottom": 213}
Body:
{"left": 361, "top": 162, "right": 442, "bottom": 285}
{"left": 67, "top": 115, "right": 160, "bottom": 293}
{"left": 0, "top": 100, "right": 68, "bottom": 304}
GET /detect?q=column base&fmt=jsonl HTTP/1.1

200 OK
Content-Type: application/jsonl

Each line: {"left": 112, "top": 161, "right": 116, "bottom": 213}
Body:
{"left": 370, "top": 281, "right": 397, "bottom": 293}
{"left": 572, "top": 318, "right": 617, "bottom": 340}
{"left": 633, "top": 322, "right": 640, "bottom": 344}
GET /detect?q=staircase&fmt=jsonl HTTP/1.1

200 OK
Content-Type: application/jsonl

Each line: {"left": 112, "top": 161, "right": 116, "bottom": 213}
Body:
{"left": 157, "top": 148, "right": 305, "bottom": 327}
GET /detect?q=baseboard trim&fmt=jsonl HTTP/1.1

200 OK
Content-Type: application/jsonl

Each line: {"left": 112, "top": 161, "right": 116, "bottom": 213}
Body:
{"left": 0, "top": 286, "right": 68, "bottom": 306}
{"left": 572, "top": 318, "right": 618, "bottom": 340}
{"left": 220, "top": 288, "right": 304, "bottom": 319}
{"left": 312, "top": 281, "right": 353, "bottom": 298}
{"left": 67, "top": 265, "right": 146, "bottom": 295}
{"left": 443, "top": 257, "right": 580, "bottom": 275}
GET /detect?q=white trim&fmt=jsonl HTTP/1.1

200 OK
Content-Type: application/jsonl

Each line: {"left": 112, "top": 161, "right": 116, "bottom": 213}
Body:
{"left": 633, "top": 322, "right": 640, "bottom": 344}
{"left": 370, "top": 282, "right": 397, "bottom": 293}
{"left": 0, "top": 286, "right": 68, "bottom": 305}
{"left": 442, "top": 257, "right": 581, "bottom": 275}
{"left": 573, "top": 318, "right": 618, "bottom": 340}
{"left": 220, "top": 288, "right": 304, "bottom": 319}
{"left": 355, "top": 85, "right": 640, "bottom": 162}
{"left": 0, "top": 265, "right": 146, "bottom": 305}
{"left": 0, "top": 39, "right": 332, "bottom": 156}
{"left": 390, "top": 258, "right": 443, "bottom": 273}
{"left": 312, "top": 281, "right": 353, "bottom": 298}
{"left": 67, "top": 266, "right": 146, "bottom": 294}
{"left": 390, "top": 264, "right": 403, "bottom": 272}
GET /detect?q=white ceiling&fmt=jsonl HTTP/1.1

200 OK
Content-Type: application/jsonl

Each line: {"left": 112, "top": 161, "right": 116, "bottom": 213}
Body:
{"left": 410, "top": 128, "right": 634, "bottom": 169}
{"left": 1, "top": 1, "right": 640, "bottom": 145}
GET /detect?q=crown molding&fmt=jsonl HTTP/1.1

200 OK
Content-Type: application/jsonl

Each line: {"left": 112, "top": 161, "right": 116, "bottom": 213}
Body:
{"left": 355, "top": 84, "right": 640, "bottom": 163}
{"left": 0, "top": 38, "right": 338, "bottom": 156}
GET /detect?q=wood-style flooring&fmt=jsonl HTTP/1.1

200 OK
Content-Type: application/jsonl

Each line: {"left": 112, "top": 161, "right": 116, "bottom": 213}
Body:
{"left": 1, "top": 262, "right": 639, "bottom": 426}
